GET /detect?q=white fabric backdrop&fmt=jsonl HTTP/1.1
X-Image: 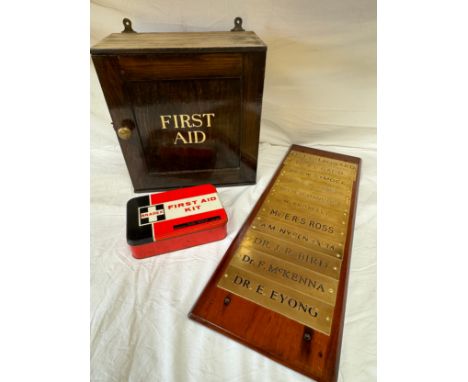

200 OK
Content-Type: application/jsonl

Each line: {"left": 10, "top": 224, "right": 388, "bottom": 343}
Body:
{"left": 91, "top": 1, "right": 376, "bottom": 381}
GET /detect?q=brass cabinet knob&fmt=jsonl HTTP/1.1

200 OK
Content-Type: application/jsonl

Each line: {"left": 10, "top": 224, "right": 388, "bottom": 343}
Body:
{"left": 117, "top": 126, "right": 132, "bottom": 140}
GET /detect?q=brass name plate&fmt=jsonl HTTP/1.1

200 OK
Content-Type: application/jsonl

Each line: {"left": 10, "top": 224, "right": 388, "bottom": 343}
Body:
{"left": 286, "top": 150, "right": 358, "bottom": 173}
{"left": 264, "top": 193, "right": 349, "bottom": 223}
{"left": 227, "top": 247, "right": 339, "bottom": 304}
{"left": 271, "top": 184, "right": 351, "bottom": 212}
{"left": 256, "top": 206, "right": 347, "bottom": 242}
{"left": 280, "top": 166, "right": 355, "bottom": 188}
{"left": 219, "top": 266, "right": 335, "bottom": 335}
{"left": 251, "top": 215, "right": 345, "bottom": 259}
{"left": 217, "top": 148, "right": 357, "bottom": 335}
{"left": 242, "top": 230, "right": 343, "bottom": 279}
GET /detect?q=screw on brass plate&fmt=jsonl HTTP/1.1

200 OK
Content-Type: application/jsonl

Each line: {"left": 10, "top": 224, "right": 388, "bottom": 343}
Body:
{"left": 333, "top": 266, "right": 338, "bottom": 271}
{"left": 336, "top": 254, "right": 341, "bottom": 258}
{"left": 328, "top": 288, "right": 334, "bottom": 294}
{"left": 303, "top": 332, "right": 312, "bottom": 342}
{"left": 223, "top": 296, "right": 231, "bottom": 306}
{"left": 325, "top": 316, "right": 330, "bottom": 322}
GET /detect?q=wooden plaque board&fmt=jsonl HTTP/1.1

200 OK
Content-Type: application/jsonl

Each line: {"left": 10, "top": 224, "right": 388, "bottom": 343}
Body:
{"left": 189, "top": 145, "right": 361, "bottom": 381}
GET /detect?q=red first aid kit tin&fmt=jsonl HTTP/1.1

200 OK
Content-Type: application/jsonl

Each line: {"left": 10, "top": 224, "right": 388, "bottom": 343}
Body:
{"left": 127, "top": 184, "right": 228, "bottom": 259}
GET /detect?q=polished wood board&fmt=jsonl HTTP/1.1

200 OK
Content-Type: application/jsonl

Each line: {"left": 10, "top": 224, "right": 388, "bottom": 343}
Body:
{"left": 189, "top": 145, "right": 361, "bottom": 381}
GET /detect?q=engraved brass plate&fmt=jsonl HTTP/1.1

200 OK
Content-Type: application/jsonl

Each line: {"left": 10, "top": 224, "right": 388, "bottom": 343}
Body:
{"left": 264, "top": 193, "right": 349, "bottom": 224}
{"left": 251, "top": 218, "right": 345, "bottom": 259}
{"left": 230, "top": 247, "right": 339, "bottom": 304}
{"left": 276, "top": 175, "right": 352, "bottom": 198}
{"left": 271, "top": 185, "right": 351, "bottom": 212}
{"left": 242, "top": 230, "right": 342, "bottom": 279}
{"left": 279, "top": 167, "right": 355, "bottom": 190}
{"left": 216, "top": 148, "right": 357, "bottom": 335}
{"left": 287, "top": 150, "right": 358, "bottom": 173}
{"left": 282, "top": 158, "right": 357, "bottom": 180}
{"left": 218, "top": 266, "right": 335, "bottom": 335}
{"left": 256, "top": 206, "right": 347, "bottom": 242}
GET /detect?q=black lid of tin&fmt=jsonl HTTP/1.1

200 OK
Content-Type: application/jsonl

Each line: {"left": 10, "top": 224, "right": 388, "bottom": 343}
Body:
{"left": 127, "top": 195, "right": 154, "bottom": 246}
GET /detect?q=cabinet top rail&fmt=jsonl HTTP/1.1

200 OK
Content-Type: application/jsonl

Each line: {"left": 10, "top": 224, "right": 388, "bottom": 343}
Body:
{"left": 91, "top": 31, "right": 267, "bottom": 54}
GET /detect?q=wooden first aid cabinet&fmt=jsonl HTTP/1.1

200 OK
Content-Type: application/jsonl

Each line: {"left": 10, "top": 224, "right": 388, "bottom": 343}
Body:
{"left": 91, "top": 18, "right": 267, "bottom": 192}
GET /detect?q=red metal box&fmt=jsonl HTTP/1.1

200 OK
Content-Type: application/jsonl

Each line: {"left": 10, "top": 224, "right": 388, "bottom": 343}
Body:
{"left": 127, "top": 184, "right": 228, "bottom": 259}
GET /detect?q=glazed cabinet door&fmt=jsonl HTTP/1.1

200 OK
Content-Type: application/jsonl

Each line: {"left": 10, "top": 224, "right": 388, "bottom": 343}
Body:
{"left": 92, "top": 52, "right": 265, "bottom": 192}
